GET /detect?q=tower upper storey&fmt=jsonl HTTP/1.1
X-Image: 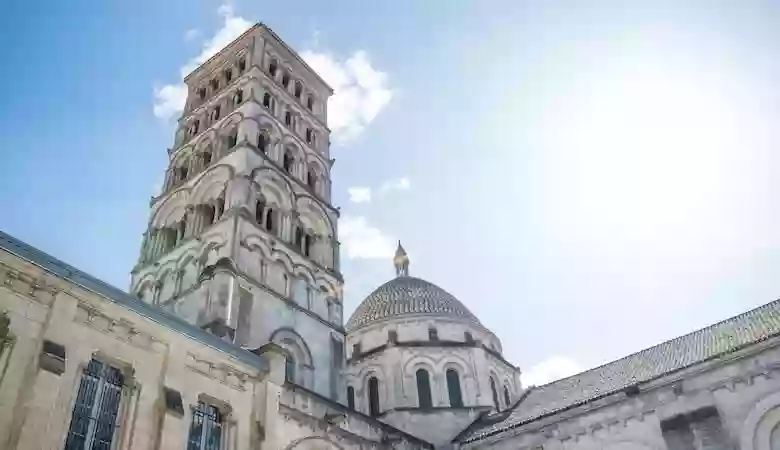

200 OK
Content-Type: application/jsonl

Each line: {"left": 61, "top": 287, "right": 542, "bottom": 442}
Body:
{"left": 181, "top": 23, "right": 332, "bottom": 122}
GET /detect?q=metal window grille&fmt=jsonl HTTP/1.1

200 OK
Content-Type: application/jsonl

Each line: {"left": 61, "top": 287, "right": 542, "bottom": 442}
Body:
{"left": 64, "top": 359, "right": 125, "bottom": 450}
{"left": 187, "top": 402, "right": 223, "bottom": 450}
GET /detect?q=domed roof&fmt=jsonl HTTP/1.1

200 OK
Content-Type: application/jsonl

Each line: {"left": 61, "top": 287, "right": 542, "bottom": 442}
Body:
{"left": 346, "top": 242, "right": 482, "bottom": 332}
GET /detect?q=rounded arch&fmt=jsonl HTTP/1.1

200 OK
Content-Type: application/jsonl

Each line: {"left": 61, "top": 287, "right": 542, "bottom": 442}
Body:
{"left": 279, "top": 136, "right": 306, "bottom": 161}
{"left": 403, "top": 354, "right": 438, "bottom": 377}
{"left": 241, "top": 234, "right": 274, "bottom": 261}
{"left": 437, "top": 354, "right": 472, "bottom": 375}
{"left": 151, "top": 188, "right": 190, "bottom": 227}
{"left": 269, "top": 327, "right": 313, "bottom": 366}
{"left": 251, "top": 168, "right": 294, "bottom": 210}
{"left": 741, "top": 390, "right": 780, "bottom": 450}
{"left": 189, "top": 164, "right": 233, "bottom": 205}
{"left": 218, "top": 111, "right": 244, "bottom": 132}
{"left": 270, "top": 250, "right": 295, "bottom": 275}
{"left": 284, "top": 435, "right": 345, "bottom": 450}
{"left": 291, "top": 264, "right": 316, "bottom": 286}
{"left": 295, "top": 195, "right": 334, "bottom": 237}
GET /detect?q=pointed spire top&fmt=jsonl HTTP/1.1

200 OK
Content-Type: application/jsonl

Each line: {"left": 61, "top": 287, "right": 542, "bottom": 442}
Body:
{"left": 393, "top": 241, "right": 410, "bottom": 277}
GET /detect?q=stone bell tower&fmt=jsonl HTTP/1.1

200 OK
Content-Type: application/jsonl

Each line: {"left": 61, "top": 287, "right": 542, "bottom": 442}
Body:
{"left": 130, "top": 23, "right": 345, "bottom": 399}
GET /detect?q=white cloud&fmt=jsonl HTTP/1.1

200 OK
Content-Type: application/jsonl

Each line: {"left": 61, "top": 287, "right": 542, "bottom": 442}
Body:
{"left": 348, "top": 187, "right": 372, "bottom": 203}
{"left": 521, "top": 356, "right": 583, "bottom": 387}
{"left": 153, "top": 2, "right": 252, "bottom": 120}
{"left": 339, "top": 215, "right": 395, "bottom": 259}
{"left": 379, "top": 176, "right": 410, "bottom": 193}
{"left": 301, "top": 50, "right": 393, "bottom": 143}
{"left": 184, "top": 28, "right": 201, "bottom": 41}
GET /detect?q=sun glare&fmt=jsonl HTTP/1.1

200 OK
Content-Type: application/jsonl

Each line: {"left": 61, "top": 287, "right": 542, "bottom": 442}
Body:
{"left": 546, "top": 62, "right": 744, "bottom": 244}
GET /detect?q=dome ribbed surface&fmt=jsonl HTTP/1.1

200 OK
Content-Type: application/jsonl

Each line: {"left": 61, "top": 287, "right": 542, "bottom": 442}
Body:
{"left": 346, "top": 276, "right": 481, "bottom": 332}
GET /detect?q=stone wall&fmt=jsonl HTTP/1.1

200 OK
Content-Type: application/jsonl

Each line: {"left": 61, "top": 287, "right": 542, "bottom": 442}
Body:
{"left": 461, "top": 337, "right": 780, "bottom": 450}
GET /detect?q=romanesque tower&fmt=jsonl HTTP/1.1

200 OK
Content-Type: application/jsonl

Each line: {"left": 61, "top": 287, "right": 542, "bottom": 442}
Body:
{"left": 129, "top": 24, "right": 345, "bottom": 399}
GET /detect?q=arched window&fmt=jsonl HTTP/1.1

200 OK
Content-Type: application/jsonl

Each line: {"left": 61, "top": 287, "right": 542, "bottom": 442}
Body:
{"left": 504, "top": 385, "right": 511, "bottom": 407}
{"left": 224, "top": 68, "right": 232, "bottom": 83}
{"left": 282, "top": 73, "right": 290, "bottom": 88}
{"left": 209, "top": 78, "right": 219, "bottom": 91}
{"left": 238, "top": 58, "right": 246, "bottom": 72}
{"left": 307, "top": 169, "right": 317, "bottom": 190}
{"left": 233, "top": 89, "right": 243, "bottom": 105}
{"left": 446, "top": 369, "right": 463, "bottom": 407}
{"left": 177, "top": 166, "right": 188, "bottom": 182}
{"left": 268, "top": 59, "right": 278, "bottom": 77}
{"left": 262, "top": 92, "right": 271, "bottom": 109}
{"left": 257, "top": 133, "right": 267, "bottom": 153}
{"left": 211, "top": 105, "right": 221, "bottom": 121}
{"left": 264, "top": 208, "right": 275, "bottom": 233}
{"left": 490, "top": 378, "right": 500, "bottom": 411}
{"left": 368, "top": 377, "right": 380, "bottom": 417}
{"left": 283, "top": 151, "right": 294, "bottom": 173}
{"left": 285, "top": 355, "right": 295, "bottom": 383}
{"left": 255, "top": 198, "right": 265, "bottom": 224}
{"left": 416, "top": 369, "right": 432, "bottom": 409}
{"left": 202, "top": 151, "right": 212, "bottom": 167}
{"left": 346, "top": 386, "right": 355, "bottom": 410}
{"left": 305, "top": 128, "right": 314, "bottom": 144}
{"left": 203, "top": 205, "right": 216, "bottom": 227}
{"left": 307, "top": 95, "right": 314, "bottom": 111}
{"left": 285, "top": 111, "right": 292, "bottom": 127}
{"left": 303, "top": 234, "right": 313, "bottom": 257}
{"left": 294, "top": 81, "right": 303, "bottom": 98}
{"left": 294, "top": 226, "right": 303, "bottom": 248}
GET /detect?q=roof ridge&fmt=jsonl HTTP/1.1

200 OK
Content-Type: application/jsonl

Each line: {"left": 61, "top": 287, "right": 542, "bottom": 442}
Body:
{"left": 528, "top": 299, "right": 780, "bottom": 389}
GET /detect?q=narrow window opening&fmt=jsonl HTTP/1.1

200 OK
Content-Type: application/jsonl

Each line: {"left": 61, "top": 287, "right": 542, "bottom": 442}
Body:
{"left": 268, "top": 59, "right": 278, "bottom": 77}
{"left": 233, "top": 89, "right": 243, "bottom": 105}
{"left": 428, "top": 327, "right": 438, "bottom": 341}
{"left": 262, "top": 92, "right": 271, "bottom": 109}
{"left": 368, "top": 377, "right": 380, "bottom": 416}
{"left": 210, "top": 78, "right": 219, "bottom": 91}
{"left": 283, "top": 151, "right": 294, "bottom": 173}
{"left": 294, "top": 81, "right": 302, "bottom": 98}
{"left": 264, "top": 208, "right": 275, "bottom": 232}
{"left": 197, "top": 87, "right": 206, "bottom": 100}
{"left": 203, "top": 205, "right": 216, "bottom": 227}
{"left": 285, "top": 111, "right": 292, "bottom": 127}
{"left": 307, "top": 96, "right": 314, "bottom": 110}
{"left": 238, "top": 58, "right": 246, "bottom": 72}
{"left": 224, "top": 69, "right": 232, "bottom": 83}
{"left": 303, "top": 234, "right": 313, "bottom": 257}
{"left": 346, "top": 386, "right": 355, "bottom": 409}
{"left": 187, "top": 402, "right": 224, "bottom": 450}
{"left": 212, "top": 105, "right": 221, "bottom": 121}
{"left": 503, "top": 386, "right": 511, "bottom": 407}
{"left": 282, "top": 73, "right": 290, "bottom": 88}
{"left": 447, "top": 369, "right": 463, "bottom": 407}
{"left": 307, "top": 169, "right": 317, "bottom": 190}
{"left": 490, "top": 378, "right": 500, "bottom": 411}
{"left": 227, "top": 130, "right": 237, "bottom": 148}
{"left": 285, "top": 356, "right": 295, "bottom": 383}
{"left": 416, "top": 369, "right": 433, "bottom": 409}
{"left": 257, "top": 133, "right": 267, "bottom": 153}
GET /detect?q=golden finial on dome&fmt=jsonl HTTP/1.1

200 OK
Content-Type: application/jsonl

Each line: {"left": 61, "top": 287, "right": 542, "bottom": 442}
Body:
{"left": 393, "top": 241, "right": 409, "bottom": 277}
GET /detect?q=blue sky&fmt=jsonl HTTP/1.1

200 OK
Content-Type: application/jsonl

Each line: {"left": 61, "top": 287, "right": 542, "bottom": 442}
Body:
{"left": 3, "top": 0, "right": 780, "bottom": 385}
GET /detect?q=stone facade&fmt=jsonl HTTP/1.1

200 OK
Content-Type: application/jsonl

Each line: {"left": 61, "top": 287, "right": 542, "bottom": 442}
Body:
{"left": 2, "top": 19, "right": 780, "bottom": 450}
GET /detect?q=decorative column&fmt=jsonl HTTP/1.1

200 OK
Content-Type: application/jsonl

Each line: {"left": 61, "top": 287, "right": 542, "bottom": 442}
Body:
{"left": 184, "top": 206, "right": 195, "bottom": 237}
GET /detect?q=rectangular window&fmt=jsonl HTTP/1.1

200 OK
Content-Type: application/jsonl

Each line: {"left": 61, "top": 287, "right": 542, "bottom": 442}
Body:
{"left": 64, "top": 359, "right": 125, "bottom": 450}
{"left": 660, "top": 407, "right": 728, "bottom": 450}
{"left": 428, "top": 328, "right": 438, "bottom": 341}
{"left": 187, "top": 402, "right": 223, "bottom": 450}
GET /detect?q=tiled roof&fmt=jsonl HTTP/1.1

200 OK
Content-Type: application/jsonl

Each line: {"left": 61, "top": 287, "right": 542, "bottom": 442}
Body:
{"left": 459, "top": 299, "right": 780, "bottom": 443}
{"left": 346, "top": 276, "right": 481, "bottom": 332}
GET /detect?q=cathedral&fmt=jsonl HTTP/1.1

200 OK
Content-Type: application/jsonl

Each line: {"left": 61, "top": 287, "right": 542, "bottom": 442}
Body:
{"left": 1, "top": 22, "right": 780, "bottom": 450}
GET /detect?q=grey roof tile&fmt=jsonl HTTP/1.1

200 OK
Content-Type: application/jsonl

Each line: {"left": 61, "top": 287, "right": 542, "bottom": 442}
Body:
{"left": 459, "top": 299, "right": 780, "bottom": 443}
{"left": 346, "top": 276, "right": 481, "bottom": 332}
